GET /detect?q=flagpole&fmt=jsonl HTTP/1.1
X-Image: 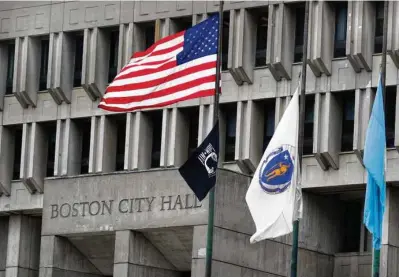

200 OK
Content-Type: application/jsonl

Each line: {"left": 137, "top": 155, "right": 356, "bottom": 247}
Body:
{"left": 372, "top": 1, "right": 388, "bottom": 277}
{"left": 205, "top": 2, "right": 223, "bottom": 277}
{"left": 290, "top": 1, "right": 309, "bottom": 277}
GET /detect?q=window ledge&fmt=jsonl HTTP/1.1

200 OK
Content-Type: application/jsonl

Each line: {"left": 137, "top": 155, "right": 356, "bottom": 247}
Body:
{"left": 332, "top": 57, "right": 347, "bottom": 61}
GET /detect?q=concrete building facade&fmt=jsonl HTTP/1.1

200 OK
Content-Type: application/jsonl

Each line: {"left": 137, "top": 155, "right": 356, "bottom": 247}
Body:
{"left": 0, "top": 1, "right": 398, "bottom": 277}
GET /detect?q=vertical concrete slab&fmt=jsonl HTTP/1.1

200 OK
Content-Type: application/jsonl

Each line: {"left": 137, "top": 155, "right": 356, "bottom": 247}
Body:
{"left": 113, "top": 230, "right": 179, "bottom": 277}
{"left": 0, "top": 126, "right": 15, "bottom": 196}
{"left": 6, "top": 215, "right": 41, "bottom": 277}
{"left": 167, "top": 108, "right": 189, "bottom": 168}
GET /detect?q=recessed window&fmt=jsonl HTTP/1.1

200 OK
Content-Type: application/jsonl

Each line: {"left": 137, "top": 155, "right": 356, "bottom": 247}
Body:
{"left": 303, "top": 95, "right": 315, "bottom": 155}
{"left": 184, "top": 107, "right": 199, "bottom": 157}
{"left": 385, "top": 86, "right": 396, "bottom": 148}
{"left": 222, "top": 103, "right": 237, "bottom": 162}
{"left": 263, "top": 100, "right": 275, "bottom": 152}
{"left": 340, "top": 200, "right": 362, "bottom": 252}
{"left": 11, "top": 126, "right": 22, "bottom": 180}
{"left": 108, "top": 30, "right": 119, "bottom": 83}
{"left": 73, "top": 118, "right": 91, "bottom": 174}
{"left": 341, "top": 91, "right": 355, "bottom": 152}
{"left": 5, "top": 41, "right": 15, "bottom": 95}
{"left": 294, "top": 4, "right": 305, "bottom": 63}
{"left": 374, "top": 1, "right": 384, "bottom": 54}
{"left": 115, "top": 116, "right": 126, "bottom": 171}
{"left": 254, "top": 8, "right": 268, "bottom": 67}
{"left": 148, "top": 111, "right": 162, "bottom": 168}
{"left": 333, "top": 2, "right": 348, "bottom": 58}
{"left": 73, "top": 32, "right": 84, "bottom": 88}
{"left": 43, "top": 122, "right": 57, "bottom": 177}
{"left": 222, "top": 11, "right": 230, "bottom": 71}
{"left": 171, "top": 16, "right": 192, "bottom": 33}
{"left": 39, "top": 37, "right": 49, "bottom": 91}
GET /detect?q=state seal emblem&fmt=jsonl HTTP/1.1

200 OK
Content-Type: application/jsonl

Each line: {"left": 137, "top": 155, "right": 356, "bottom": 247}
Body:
{"left": 259, "top": 145, "right": 295, "bottom": 194}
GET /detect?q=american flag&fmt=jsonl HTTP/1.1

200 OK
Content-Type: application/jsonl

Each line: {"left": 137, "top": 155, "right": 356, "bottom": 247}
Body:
{"left": 98, "top": 14, "right": 220, "bottom": 112}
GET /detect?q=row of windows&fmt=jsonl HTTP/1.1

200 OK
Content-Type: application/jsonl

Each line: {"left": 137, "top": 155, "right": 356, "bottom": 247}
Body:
{"left": 4, "top": 87, "right": 396, "bottom": 181}
{"left": 1, "top": 1, "right": 386, "bottom": 95}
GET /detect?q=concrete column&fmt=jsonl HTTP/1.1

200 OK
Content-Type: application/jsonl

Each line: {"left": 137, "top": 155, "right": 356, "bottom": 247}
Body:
{"left": 13, "top": 36, "right": 40, "bottom": 108}
{"left": 20, "top": 123, "right": 47, "bottom": 193}
{"left": 47, "top": 31, "right": 74, "bottom": 104}
{"left": 118, "top": 23, "right": 133, "bottom": 72}
{"left": 6, "top": 215, "right": 41, "bottom": 277}
{"left": 314, "top": 91, "right": 342, "bottom": 170}
{"left": 0, "top": 217, "right": 9, "bottom": 277}
{"left": 89, "top": 116, "right": 117, "bottom": 174}
{"left": 0, "top": 126, "right": 16, "bottom": 196}
{"left": 39, "top": 235, "right": 103, "bottom": 277}
{"left": 380, "top": 187, "right": 399, "bottom": 277}
{"left": 228, "top": 8, "right": 256, "bottom": 85}
{"left": 113, "top": 230, "right": 180, "bottom": 277}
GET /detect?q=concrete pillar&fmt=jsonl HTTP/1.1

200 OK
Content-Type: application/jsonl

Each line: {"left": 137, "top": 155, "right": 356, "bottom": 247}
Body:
{"left": 39, "top": 235, "right": 103, "bottom": 277}
{"left": 6, "top": 215, "right": 41, "bottom": 277}
{"left": 113, "top": 230, "right": 180, "bottom": 277}
{"left": 380, "top": 187, "right": 399, "bottom": 277}
{"left": 0, "top": 217, "right": 9, "bottom": 277}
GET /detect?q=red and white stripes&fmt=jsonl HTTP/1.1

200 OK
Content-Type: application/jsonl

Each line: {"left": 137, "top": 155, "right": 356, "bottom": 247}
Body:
{"left": 98, "top": 31, "right": 217, "bottom": 112}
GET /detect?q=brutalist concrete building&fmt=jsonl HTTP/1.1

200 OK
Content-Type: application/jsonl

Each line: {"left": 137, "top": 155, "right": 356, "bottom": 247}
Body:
{"left": 0, "top": 1, "right": 398, "bottom": 277}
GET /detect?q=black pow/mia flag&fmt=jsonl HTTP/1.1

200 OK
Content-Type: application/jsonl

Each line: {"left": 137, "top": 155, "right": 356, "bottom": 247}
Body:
{"left": 179, "top": 121, "right": 219, "bottom": 201}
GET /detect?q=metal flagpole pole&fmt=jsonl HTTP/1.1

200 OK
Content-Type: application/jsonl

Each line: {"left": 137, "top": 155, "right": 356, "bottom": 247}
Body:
{"left": 290, "top": 1, "right": 309, "bottom": 277}
{"left": 205, "top": 1, "right": 223, "bottom": 277}
{"left": 372, "top": 1, "right": 388, "bottom": 276}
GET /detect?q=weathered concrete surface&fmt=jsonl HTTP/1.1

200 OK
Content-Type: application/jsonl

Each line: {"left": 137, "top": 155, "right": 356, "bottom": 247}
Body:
{"left": 0, "top": 216, "right": 8, "bottom": 277}
{"left": 42, "top": 170, "right": 207, "bottom": 235}
{"left": 113, "top": 230, "right": 180, "bottom": 277}
{"left": 6, "top": 215, "right": 41, "bottom": 277}
{"left": 39, "top": 235, "right": 104, "bottom": 277}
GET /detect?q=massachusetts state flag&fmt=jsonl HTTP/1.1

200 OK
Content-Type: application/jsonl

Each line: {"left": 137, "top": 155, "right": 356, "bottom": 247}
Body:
{"left": 98, "top": 15, "right": 220, "bottom": 112}
{"left": 246, "top": 87, "right": 302, "bottom": 243}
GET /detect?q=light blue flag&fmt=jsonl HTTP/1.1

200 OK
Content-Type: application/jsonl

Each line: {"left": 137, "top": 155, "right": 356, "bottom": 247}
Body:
{"left": 363, "top": 73, "right": 386, "bottom": 250}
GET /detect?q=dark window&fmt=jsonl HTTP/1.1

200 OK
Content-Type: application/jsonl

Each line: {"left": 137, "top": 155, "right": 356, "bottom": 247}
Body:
{"left": 374, "top": 1, "right": 384, "bottom": 54}
{"left": 334, "top": 2, "right": 348, "bottom": 58}
{"left": 185, "top": 107, "right": 199, "bottom": 156}
{"left": 294, "top": 5, "right": 305, "bottom": 63}
{"left": 222, "top": 11, "right": 230, "bottom": 71}
{"left": 108, "top": 30, "right": 119, "bottom": 83}
{"left": 73, "top": 33, "right": 84, "bottom": 88}
{"left": 6, "top": 42, "right": 15, "bottom": 95}
{"left": 341, "top": 91, "right": 355, "bottom": 152}
{"left": 12, "top": 127, "right": 22, "bottom": 180}
{"left": 223, "top": 104, "right": 236, "bottom": 162}
{"left": 150, "top": 111, "right": 162, "bottom": 168}
{"left": 303, "top": 95, "right": 315, "bottom": 155}
{"left": 145, "top": 22, "right": 155, "bottom": 50}
{"left": 386, "top": 87, "right": 396, "bottom": 148}
{"left": 263, "top": 100, "right": 275, "bottom": 152}
{"left": 115, "top": 116, "right": 126, "bottom": 171}
{"left": 75, "top": 119, "right": 91, "bottom": 174}
{"left": 44, "top": 122, "right": 57, "bottom": 177}
{"left": 39, "top": 38, "right": 49, "bottom": 91}
{"left": 254, "top": 9, "right": 268, "bottom": 67}
{"left": 172, "top": 16, "right": 192, "bottom": 33}
{"left": 340, "top": 200, "right": 362, "bottom": 252}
